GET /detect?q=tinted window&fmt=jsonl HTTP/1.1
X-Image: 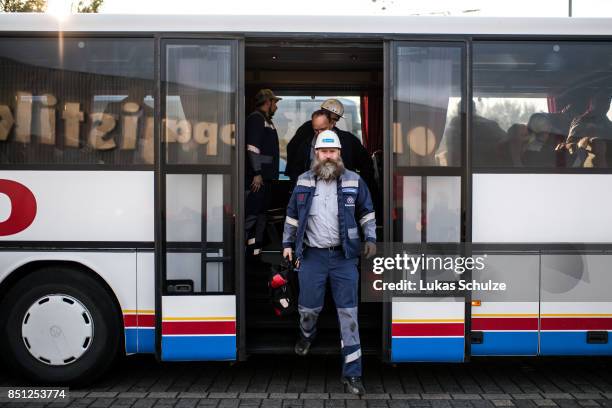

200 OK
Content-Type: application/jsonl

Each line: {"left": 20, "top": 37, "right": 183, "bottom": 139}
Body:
{"left": 393, "top": 45, "right": 463, "bottom": 167}
{"left": 392, "top": 44, "right": 464, "bottom": 244}
{"left": 473, "top": 42, "right": 612, "bottom": 169}
{"left": 0, "top": 38, "right": 154, "bottom": 166}
{"left": 163, "top": 41, "right": 237, "bottom": 294}
{"left": 164, "top": 43, "right": 235, "bottom": 165}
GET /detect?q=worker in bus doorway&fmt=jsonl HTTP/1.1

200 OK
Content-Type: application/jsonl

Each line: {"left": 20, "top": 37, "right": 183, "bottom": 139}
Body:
{"left": 282, "top": 130, "right": 377, "bottom": 396}
{"left": 285, "top": 99, "right": 376, "bottom": 195}
{"left": 245, "top": 89, "right": 281, "bottom": 262}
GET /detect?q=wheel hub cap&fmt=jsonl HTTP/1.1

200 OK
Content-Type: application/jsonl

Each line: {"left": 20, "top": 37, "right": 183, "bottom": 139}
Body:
{"left": 21, "top": 294, "right": 94, "bottom": 366}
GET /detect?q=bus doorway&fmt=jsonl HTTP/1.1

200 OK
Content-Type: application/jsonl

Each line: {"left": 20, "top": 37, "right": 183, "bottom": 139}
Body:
{"left": 243, "top": 40, "right": 384, "bottom": 355}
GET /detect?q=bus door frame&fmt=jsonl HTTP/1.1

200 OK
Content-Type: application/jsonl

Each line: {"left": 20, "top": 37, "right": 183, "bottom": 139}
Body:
{"left": 154, "top": 34, "right": 246, "bottom": 361}
{"left": 382, "top": 37, "right": 472, "bottom": 363}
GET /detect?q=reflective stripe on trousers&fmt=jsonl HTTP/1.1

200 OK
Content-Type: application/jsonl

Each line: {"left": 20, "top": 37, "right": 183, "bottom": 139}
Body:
{"left": 245, "top": 183, "right": 271, "bottom": 255}
{"left": 297, "top": 247, "right": 362, "bottom": 377}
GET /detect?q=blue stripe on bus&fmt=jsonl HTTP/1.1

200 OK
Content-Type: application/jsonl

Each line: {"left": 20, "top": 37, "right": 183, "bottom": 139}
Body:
{"left": 391, "top": 338, "right": 464, "bottom": 362}
{"left": 161, "top": 335, "right": 236, "bottom": 361}
{"left": 540, "top": 332, "right": 612, "bottom": 356}
{"left": 471, "top": 332, "right": 538, "bottom": 356}
{"left": 125, "top": 328, "right": 138, "bottom": 353}
{"left": 125, "top": 328, "right": 156, "bottom": 354}
{"left": 137, "top": 328, "right": 156, "bottom": 353}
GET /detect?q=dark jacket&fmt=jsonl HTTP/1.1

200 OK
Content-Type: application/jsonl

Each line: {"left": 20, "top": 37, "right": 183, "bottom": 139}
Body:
{"left": 285, "top": 120, "right": 376, "bottom": 192}
{"left": 246, "top": 110, "right": 280, "bottom": 181}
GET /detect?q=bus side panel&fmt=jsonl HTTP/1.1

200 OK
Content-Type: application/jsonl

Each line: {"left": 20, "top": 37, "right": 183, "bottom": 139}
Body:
{"left": 471, "top": 302, "right": 539, "bottom": 355}
{"left": 126, "top": 251, "right": 155, "bottom": 354}
{"left": 541, "top": 254, "right": 612, "bottom": 355}
{"left": 391, "top": 297, "right": 464, "bottom": 362}
{"left": 0, "top": 251, "right": 138, "bottom": 354}
{"left": 0, "top": 171, "right": 154, "bottom": 242}
{"left": 161, "top": 295, "right": 236, "bottom": 361}
{"left": 472, "top": 174, "right": 612, "bottom": 243}
{"left": 471, "top": 255, "right": 539, "bottom": 356}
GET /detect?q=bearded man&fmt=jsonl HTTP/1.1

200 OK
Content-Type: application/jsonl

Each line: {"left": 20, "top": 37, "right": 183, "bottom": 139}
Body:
{"left": 282, "top": 130, "right": 377, "bottom": 395}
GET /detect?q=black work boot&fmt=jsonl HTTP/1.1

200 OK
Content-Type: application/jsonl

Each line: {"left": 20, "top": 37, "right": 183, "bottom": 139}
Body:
{"left": 294, "top": 337, "right": 312, "bottom": 356}
{"left": 342, "top": 376, "right": 365, "bottom": 395}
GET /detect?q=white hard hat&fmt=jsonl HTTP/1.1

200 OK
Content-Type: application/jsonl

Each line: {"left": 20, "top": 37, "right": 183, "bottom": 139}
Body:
{"left": 320, "top": 99, "right": 344, "bottom": 118}
{"left": 314, "top": 130, "right": 342, "bottom": 149}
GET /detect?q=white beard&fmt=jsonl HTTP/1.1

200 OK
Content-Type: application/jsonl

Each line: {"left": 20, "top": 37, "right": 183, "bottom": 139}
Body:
{"left": 311, "top": 156, "right": 345, "bottom": 181}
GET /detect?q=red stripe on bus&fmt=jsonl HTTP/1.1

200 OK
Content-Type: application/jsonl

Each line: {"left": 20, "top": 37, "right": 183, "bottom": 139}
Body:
{"left": 541, "top": 318, "right": 612, "bottom": 331}
{"left": 138, "top": 315, "right": 155, "bottom": 327}
{"left": 123, "top": 314, "right": 155, "bottom": 328}
{"left": 124, "top": 314, "right": 137, "bottom": 327}
{"left": 392, "top": 323, "right": 464, "bottom": 337}
{"left": 162, "top": 321, "right": 236, "bottom": 335}
{"left": 472, "top": 318, "right": 538, "bottom": 331}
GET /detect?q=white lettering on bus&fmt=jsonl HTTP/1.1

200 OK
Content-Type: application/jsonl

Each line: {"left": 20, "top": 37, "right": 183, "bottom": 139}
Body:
{"left": 0, "top": 94, "right": 237, "bottom": 156}
{"left": 39, "top": 94, "right": 57, "bottom": 145}
{"left": 193, "top": 121, "right": 218, "bottom": 155}
{"left": 121, "top": 101, "right": 140, "bottom": 150}
{"left": 0, "top": 105, "right": 14, "bottom": 141}
{"left": 15, "top": 91, "right": 32, "bottom": 143}
{"left": 88, "top": 112, "right": 117, "bottom": 150}
{"left": 62, "top": 102, "right": 85, "bottom": 147}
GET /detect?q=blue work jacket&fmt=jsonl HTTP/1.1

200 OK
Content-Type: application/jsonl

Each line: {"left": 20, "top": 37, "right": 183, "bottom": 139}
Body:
{"left": 282, "top": 169, "right": 376, "bottom": 260}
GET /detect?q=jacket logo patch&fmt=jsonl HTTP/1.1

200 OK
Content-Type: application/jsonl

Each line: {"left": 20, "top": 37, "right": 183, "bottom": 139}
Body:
{"left": 346, "top": 196, "right": 355, "bottom": 205}
{"left": 297, "top": 193, "right": 305, "bottom": 202}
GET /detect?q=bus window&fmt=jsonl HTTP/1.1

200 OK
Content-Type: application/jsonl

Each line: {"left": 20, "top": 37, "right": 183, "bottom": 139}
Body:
{"left": 392, "top": 43, "right": 464, "bottom": 244}
{"left": 163, "top": 41, "right": 237, "bottom": 294}
{"left": 394, "top": 46, "right": 463, "bottom": 168}
{"left": 0, "top": 38, "right": 154, "bottom": 166}
{"left": 473, "top": 41, "right": 612, "bottom": 169}
{"left": 164, "top": 43, "right": 235, "bottom": 166}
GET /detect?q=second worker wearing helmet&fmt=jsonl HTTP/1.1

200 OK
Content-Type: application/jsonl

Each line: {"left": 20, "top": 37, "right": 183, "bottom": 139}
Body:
{"left": 285, "top": 98, "right": 377, "bottom": 195}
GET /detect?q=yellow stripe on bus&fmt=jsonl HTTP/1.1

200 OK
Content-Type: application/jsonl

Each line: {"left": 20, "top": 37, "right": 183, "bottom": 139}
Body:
{"left": 472, "top": 313, "right": 538, "bottom": 317}
{"left": 122, "top": 309, "right": 155, "bottom": 314}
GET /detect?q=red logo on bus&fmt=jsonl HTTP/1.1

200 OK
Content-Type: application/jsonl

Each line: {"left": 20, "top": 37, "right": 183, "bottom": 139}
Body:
{"left": 0, "top": 179, "right": 37, "bottom": 236}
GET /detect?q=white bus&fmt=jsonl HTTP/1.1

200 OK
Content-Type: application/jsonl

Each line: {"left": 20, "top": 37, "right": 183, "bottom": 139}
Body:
{"left": 1, "top": 13, "right": 612, "bottom": 384}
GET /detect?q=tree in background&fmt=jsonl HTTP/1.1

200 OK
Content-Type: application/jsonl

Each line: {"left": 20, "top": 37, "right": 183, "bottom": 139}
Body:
{"left": 477, "top": 99, "right": 545, "bottom": 132}
{"left": 1, "top": 0, "right": 103, "bottom": 12}
{"left": 74, "top": 0, "right": 103, "bottom": 13}
{"left": 0, "top": 0, "right": 46, "bottom": 12}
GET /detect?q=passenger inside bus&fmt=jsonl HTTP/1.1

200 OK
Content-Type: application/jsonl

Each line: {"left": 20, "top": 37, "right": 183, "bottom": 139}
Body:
{"left": 285, "top": 103, "right": 377, "bottom": 193}
{"left": 562, "top": 91, "right": 612, "bottom": 167}
{"left": 243, "top": 41, "right": 383, "bottom": 354}
{"left": 497, "top": 123, "right": 529, "bottom": 166}
{"left": 470, "top": 91, "right": 612, "bottom": 169}
{"left": 522, "top": 113, "right": 557, "bottom": 167}
{"left": 472, "top": 42, "right": 612, "bottom": 170}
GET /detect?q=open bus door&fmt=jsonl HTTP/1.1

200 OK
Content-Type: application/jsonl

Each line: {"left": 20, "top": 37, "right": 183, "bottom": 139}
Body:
{"left": 156, "top": 38, "right": 245, "bottom": 361}
{"left": 383, "top": 40, "right": 470, "bottom": 363}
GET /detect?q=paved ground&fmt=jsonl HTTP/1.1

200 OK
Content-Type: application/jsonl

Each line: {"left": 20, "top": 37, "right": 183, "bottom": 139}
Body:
{"left": 3, "top": 355, "right": 612, "bottom": 407}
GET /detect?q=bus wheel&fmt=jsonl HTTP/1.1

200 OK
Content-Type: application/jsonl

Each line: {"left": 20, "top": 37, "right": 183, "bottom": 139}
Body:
{"left": 0, "top": 266, "right": 122, "bottom": 385}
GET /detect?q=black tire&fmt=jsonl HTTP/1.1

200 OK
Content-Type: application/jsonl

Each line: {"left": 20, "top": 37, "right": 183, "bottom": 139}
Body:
{"left": 0, "top": 266, "right": 122, "bottom": 386}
